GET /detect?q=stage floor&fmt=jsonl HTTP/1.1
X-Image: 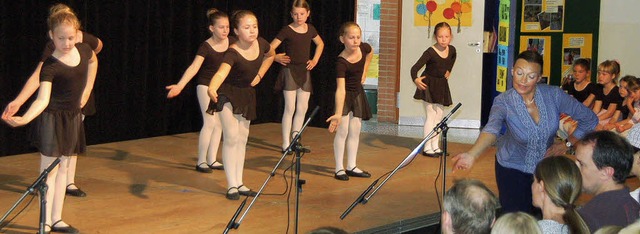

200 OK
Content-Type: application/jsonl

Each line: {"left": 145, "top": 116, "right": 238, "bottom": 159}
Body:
{"left": 0, "top": 123, "right": 634, "bottom": 233}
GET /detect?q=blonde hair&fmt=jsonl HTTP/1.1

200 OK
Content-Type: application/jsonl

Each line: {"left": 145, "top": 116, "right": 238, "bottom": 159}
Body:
{"left": 598, "top": 60, "right": 621, "bottom": 82}
{"left": 206, "top": 8, "right": 228, "bottom": 27}
{"left": 47, "top": 3, "right": 80, "bottom": 31}
{"left": 339, "top": 21, "right": 360, "bottom": 37}
{"left": 491, "top": 212, "right": 542, "bottom": 234}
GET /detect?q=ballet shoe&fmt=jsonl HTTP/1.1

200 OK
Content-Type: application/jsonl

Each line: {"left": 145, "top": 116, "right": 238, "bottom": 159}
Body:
{"left": 238, "top": 185, "right": 257, "bottom": 197}
{"left": 65, "top": 184, "right": 87, "bottom": 197}
{"left": 51, "top": 221, "right": 79, "bottom": 234}
{"left": 226, "top": 187, "right": 240, "bottom": 200}
{"left": 345, "top": 167, "right": 371, "bottom": 178}
{"left": 195, "top": 163, "right": 213, "bottom": 173}
{"left": 208, "top": 161, "right": 224, "bottom": 170}
{"left": 422, "top": 150, "right": 439, "bottom": 158}
{"left": 334, "top": 170, "right": 349, "bottom": 181}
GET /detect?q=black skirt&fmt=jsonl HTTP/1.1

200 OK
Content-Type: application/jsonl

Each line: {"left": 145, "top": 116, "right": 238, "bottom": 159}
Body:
{"left": 29, "top": 109, "right": 86, "bottom": 157}
{"left": 413, "top": 75, "right": 452, "bottom": 106}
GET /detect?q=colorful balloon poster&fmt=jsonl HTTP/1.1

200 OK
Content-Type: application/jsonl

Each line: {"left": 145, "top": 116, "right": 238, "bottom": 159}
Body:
{"left": 414, "top": 0, "right": 473, "bottom": 36}
{"left": 561, "top": 33, "right": 592, "bottom": 83}
{"left": 521, "top": 0, "right": 565, "bottom": 32}
{"left": 519, "top": 36, "right": 552, "bottom": 83}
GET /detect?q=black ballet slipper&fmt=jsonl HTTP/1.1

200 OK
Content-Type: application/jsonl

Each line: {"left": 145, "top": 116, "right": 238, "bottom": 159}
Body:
{"left": 195, "top": 162, "right": 213, "bottom": 173}
{"left": 238, "top": 185, "right": 257, "bottom": 197}
{"left": 334, "top": 170, "right": 349, "bottom": 181}
{"left": 226, "top": 187, "right": 240, "bottom": 200}
{"left": 65, "top": 183, "right": 87, "bottom": 197}
{"left": 208, "top": 161, "right": 224, "bottom": 170}
{"left": 51, "top": 220, "right": 79, "bottom": 234}
{"left": 345, "top": 167, "right": 371, "bottom": 178}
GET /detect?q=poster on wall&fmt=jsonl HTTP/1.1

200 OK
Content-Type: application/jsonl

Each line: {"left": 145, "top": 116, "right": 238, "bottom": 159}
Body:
{"left": 357, "top": 0, "right": 380, "bottom": 81}
{"left": 519, "top": 36, "right": 552, "bottom": 83}
{"left": 414, "top": 0, "right": 473, "bottom": 36}
{"left": 521, "top": 0, "right": 564, "bottom": 32}
{"left": 496, "top": 0, "right": 510, "bottom": 92}
{"left": 561, "top": 33, "right": 592, "bottom": 83}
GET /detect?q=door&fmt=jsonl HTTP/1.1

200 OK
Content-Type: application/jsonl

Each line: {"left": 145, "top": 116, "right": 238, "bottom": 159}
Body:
{"left": 399, "top": 0, "right": 486, "bottom": 129}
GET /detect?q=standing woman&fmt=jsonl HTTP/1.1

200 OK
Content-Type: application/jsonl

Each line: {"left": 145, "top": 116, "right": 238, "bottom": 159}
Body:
{"left": 3, "top": 4, "right": 98, "bottom": 232}
{"left": 207, "top": 10, "right": 275, "bottom": 200}
{"left": 453, "top": 51, "right": 598, "bottom": 214}
{"left": 166, "top": 8, "right": 233, "bottom": 173}
{"left": 410, "top": 22, "right": 456, "bottom": 157}
{"left": 326, "top": 22, "right": 373, "bottom": 181}
{"left": 270, "top": 0, "right": 324, "bottom": 153}
{"left": 2, "top": 4, "right": 103, "bottom": 198}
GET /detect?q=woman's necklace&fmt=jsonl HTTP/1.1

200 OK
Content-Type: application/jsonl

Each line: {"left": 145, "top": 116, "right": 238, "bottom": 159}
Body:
{"left": 525, "top": 97, "right": 535, "bottom": 105}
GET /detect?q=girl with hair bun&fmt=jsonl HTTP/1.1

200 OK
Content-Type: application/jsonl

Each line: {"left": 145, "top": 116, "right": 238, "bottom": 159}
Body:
{"left": 2, "top": 3, "right": 103, "bottom": 199}
{"left": 166, "top": 8, "right": 234, "bottom": 173}
{"left": 207, "top": 10, "right": 275, "bottom": 200}
{"left": 410, "top": 22, "right": 457, "bottom": 157}
{"left": 3, "top": 3, "right": 98, "bottom": 233}
{"left": 326, "top": 22, "right": 373, "bottom": 181}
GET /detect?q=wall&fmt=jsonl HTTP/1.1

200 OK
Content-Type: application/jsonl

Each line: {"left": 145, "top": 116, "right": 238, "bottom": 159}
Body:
{"left": 599, "top": 0, "right": 640, "bottom": 76}
{"left": 398, "top": 1, "right": 486, "bottom": 128}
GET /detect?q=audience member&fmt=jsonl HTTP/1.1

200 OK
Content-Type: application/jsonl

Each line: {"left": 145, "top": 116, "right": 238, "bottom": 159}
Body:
{"left": 625, "top": 123, "right": 640, "bottom": 203}
{"left": 575, "top": 131, "right": 640, "bottom": 232}
{"left": 532, "top": 156, "right": 589, "bottom": 234}
{"left": 491, "top": 212, "right": 542, "bottom": 234}
{"left": 442, "top": 179, "right": 499, "bottom": 234}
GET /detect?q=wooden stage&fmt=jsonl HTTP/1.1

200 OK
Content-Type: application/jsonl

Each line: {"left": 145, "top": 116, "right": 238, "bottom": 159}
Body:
{"left": 4, "top": 122, "right": 614, "bottom": 234}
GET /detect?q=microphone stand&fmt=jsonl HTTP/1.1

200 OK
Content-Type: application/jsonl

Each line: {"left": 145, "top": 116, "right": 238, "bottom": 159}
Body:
{"left": 223, "top": 106, "right": 320, "bottom": 234}
{"left": 340, "top": 103, "right": 461, "bottom": 219}
{"left": 1, "top": 158, "right": 61, "bottom": 234}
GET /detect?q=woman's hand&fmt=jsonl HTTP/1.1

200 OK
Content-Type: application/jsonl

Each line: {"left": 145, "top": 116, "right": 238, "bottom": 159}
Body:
{"left": 274, "top": 53, "right": 291, "bottom": 66}
{"left": 444, "top": 70, "right": 451, "bottom": 79}
{"left": 306, "top": 59, "right": 317, "bottom": 70}
{"left": 251, "top": 75, "right": 261, "bottom": 87}
{"left": 4, "top": 116, "right": 26, "bottom": 127}
{"left": 2, "top": 101, "right": 21, "bottom": 121}
{"left": 165, "top": 85, "right": 183, "bottom": 98}
{"left": 544, "top": 142, "right": 568, "bottom": 157}
{"left": 208, "top": 87, "right": 218, "bottom": 103}
{"left": 326, "top": 114, "right": 341, "bottom": 133}
{"left": 452, "top": 152, "right": 476, "bottom": 171}
{"left": 414, "top": 76, "right": 427, "bottom": 90}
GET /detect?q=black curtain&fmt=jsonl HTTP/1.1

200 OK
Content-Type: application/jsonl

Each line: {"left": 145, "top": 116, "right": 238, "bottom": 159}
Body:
{"left": 0, "top": 0, "right": 355, "bottom": 156}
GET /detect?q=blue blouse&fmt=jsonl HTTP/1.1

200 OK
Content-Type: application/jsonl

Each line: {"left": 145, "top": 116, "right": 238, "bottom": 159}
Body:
{"left": 483, "top": 84, "right": 598, "bottom": 174}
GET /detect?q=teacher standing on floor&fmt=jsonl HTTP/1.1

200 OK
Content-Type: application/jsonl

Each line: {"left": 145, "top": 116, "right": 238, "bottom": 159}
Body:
{"left": 452, "top": 50, "right": 598, "bottom": 214}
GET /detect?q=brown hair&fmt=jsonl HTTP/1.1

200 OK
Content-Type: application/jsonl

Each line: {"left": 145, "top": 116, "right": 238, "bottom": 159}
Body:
{"left": 231, "top": 10, "right": 256, "bottom": 29}
{"left": 47, "top": 3, "right": 80, "bottom": 31}
{"left": 433, "top": 22, "right": 452, "bottom": 38}
{"left": 206, "top": 8, "right": 228, "bottom": 27}
{"left": 534, "top": 156, "right": 590, "bottom": 234}
{"left": 338, "top": 21, "right": 360, "bottom": 37}
{"left": 621, "top": 75, "right": 640, "bottom": 92}
{"left": 292, "top": 0, "right": 311, "bottom": 11}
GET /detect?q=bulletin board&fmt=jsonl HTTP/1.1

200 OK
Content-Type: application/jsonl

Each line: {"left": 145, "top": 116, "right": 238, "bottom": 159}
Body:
{"left": 521, "top": 0, "right": 565, "bottom": 32}
{"left": 519, "top": 35, "right": 552, "bottom": 83}
{"left": 561, "top": 33, "right": 592, "bottom": 78}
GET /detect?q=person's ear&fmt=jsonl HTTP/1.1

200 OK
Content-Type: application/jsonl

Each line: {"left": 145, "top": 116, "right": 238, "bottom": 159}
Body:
{"left": 601, "top": 166, "right": 615, "bottom": 179}
{"left": 209, "top": 25, "right": 215, "bottom": 33}
{"left": 48, "top": 30, "right": 53, "bottom": 40}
